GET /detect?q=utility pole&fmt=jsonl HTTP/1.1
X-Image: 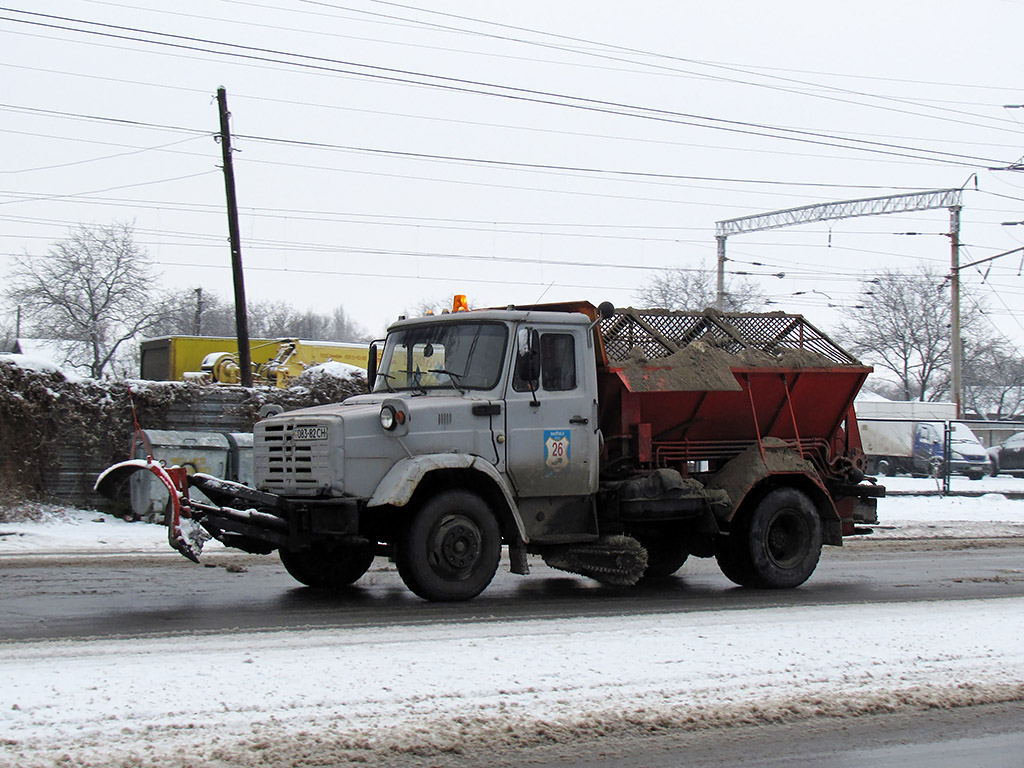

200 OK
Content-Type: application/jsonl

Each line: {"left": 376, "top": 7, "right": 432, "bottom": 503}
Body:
{"left": 216, "top": 86, "right": 253, "bottom": 388}
{"left": 949, "top": 205, "right": 962, "bottom": 418}
{"left": 715, "top": 235, "right": 726, "bottom": 311}
{"left": 193, "top": 287, "right": 203, "bottom": 336}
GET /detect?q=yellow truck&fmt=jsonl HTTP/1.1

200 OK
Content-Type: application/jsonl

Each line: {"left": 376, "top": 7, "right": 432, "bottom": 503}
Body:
{"left": 139, "top": 336, "right": 371, "bottom": 387}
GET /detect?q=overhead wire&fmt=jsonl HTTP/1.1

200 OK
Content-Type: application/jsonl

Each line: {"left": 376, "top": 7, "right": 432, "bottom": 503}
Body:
{"left": 0, "top": 7, "right": 1013, "bottom": 168}
{"left": 0, "top": 103, "right": 940, "bottom": 199}
{"left": 326, "top": 0, "right": 1024, "bottom": 133}
{"left": 0, "top": 135, "right": 207, "bottom": 175}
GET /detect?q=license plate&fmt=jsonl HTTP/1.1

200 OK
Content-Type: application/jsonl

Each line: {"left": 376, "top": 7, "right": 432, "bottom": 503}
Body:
{"left": 293, "top": 425, "right": 328, "bottom": 441}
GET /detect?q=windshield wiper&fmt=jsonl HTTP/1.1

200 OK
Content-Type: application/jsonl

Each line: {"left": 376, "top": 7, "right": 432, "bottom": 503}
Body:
{"left": 396, "top": 370, "right": 428, "bottom": 396}
{"left": 429, "top": 368, "right": 466, "bottom": 394}
{"left": 374, "top": 371, "right": 396, "bottom": 393}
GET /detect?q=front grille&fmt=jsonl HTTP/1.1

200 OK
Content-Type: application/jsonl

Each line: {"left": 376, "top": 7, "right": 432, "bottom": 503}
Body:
{"left": 257, "top": 420, "right": 334, "bottom": 494}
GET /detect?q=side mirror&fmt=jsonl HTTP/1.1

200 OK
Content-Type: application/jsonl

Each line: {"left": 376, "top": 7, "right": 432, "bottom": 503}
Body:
{"left": 367, "top": 342, "right": 378, "bottom": 393}
{"left": 515, "top": 328, "right": 541, "bottom": 387}
{"left": 589, "top": 301, "right": 615, "bottom": 333}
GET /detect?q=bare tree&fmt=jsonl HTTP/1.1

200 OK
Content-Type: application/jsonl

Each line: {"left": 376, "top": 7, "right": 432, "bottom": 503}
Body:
{"left": 635, "top": 266, "right": 766, "bottom": 311}
{"left": 0, "top": 316, "right": 15, "bottom": 354}
{"left": 963, "top": 344, "right": 1024, "bottom": 419}
{"left": 148, "top": 288, "right": 370, "bottom": 342}
{"left": 838, "top": 267, "right": 992, "bottom": 402}
{"left": 403, "top": 296, "right": 475, "bottom": 318}
{"left": 329, "top": 306, "right": 370, "bottom": 341}
{"left": 150, "top": 287, "right": 231, "bottom": 338}
{"left": 4, "top": 222, "right": 159, "bottom": 378}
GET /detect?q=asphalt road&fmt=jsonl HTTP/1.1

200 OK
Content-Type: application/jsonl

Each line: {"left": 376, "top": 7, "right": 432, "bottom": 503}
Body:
{"left": 1, "top": 538, "right": 1022, "bottom": 642}
{"left": 2, "top": 538, "right": 1023, "bottom": 766}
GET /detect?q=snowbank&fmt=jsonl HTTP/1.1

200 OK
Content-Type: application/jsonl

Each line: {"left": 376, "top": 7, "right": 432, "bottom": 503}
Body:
{"left": 0, "top": 508, "right": 222, "bottom": 555}
{"left": 299, "top": 360, "right": 363, "bottom": 380}
{"left": 0, "top": 352, "right": 75, "bottom": 379}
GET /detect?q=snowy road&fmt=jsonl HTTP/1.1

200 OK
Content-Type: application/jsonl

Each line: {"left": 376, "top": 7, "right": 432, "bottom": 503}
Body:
{"left": 2, "top": 541, "right": 1024, "bottom": 767}
{"left": 1, "top": 577, "right": 1022, "bottom": 767}
{"left": 1, "top": 541, "right": 1024, "bottom": 642}
{"left": 2, "top": 489, "right": 1024, "bottom": 767}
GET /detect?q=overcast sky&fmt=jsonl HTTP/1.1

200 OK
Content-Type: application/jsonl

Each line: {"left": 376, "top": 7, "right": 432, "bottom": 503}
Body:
{"left": 4, "top": 0, "right": 1024, "bottom": 344}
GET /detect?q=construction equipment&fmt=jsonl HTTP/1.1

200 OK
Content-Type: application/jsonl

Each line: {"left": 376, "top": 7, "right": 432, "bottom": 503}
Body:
{"left": 98, "top": 300, "right": 883, "bottom": 600}
{"left": 140, "top": 335, "right": 370, "bottom": 388}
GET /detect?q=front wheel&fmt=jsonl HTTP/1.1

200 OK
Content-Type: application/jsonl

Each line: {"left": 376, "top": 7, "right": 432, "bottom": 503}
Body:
{"left": 716, "top": 488, "right": 822, "bottom": 589}
{"left": 396, "top": 490, "right": 501, "bottom": 602}
{"left": 279, "top": 542, "right": 375, "bottom": 588}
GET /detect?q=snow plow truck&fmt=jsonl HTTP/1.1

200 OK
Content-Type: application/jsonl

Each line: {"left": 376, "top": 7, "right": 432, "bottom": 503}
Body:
{"left": 97, "top": 300, "right": 883, "bottom": 601}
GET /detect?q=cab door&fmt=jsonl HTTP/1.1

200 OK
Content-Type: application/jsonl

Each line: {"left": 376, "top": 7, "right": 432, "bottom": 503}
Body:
{"left": 502, "top": 325, "right": 599, "bottom": 541}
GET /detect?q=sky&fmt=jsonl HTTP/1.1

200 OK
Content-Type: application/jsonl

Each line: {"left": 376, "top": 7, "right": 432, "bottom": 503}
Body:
{"left": 4, "top": 1, "right": 1024, "bottom": 344}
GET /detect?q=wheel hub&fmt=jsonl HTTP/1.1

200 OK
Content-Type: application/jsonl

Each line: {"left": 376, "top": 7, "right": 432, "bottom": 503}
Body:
{"left": 434, "top": 517, "right": 482, "bottom": 571}
{"left": 765, "top": 511, "right": 808, "bottom": 568}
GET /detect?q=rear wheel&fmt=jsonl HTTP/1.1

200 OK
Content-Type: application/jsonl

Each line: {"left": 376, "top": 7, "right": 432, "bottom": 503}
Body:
{"left": 396, "top": 490, "right": 501, "bottom": 602}
{"left": 716, "top": 487, "right": 822, "bottom": 589}
{"left": 279, "top": 542, "right": 374, "bottom": 588}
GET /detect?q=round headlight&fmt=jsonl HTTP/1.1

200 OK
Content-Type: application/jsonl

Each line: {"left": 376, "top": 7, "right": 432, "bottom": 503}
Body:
{"left": 380, "top": 405, "right": 397, "bottom": 431}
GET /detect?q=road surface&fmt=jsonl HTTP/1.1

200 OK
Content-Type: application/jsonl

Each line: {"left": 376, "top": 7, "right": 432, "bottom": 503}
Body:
{"left": 2, "top": 538, "right": 1022, "bottom": 767}
{"left": 1, "top": 537, "right": 1022, "bottom": 641}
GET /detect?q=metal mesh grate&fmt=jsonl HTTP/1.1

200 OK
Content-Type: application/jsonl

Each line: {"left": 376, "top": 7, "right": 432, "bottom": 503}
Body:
{"left": 600, "top": 308, "right": 859, "bottom": 366}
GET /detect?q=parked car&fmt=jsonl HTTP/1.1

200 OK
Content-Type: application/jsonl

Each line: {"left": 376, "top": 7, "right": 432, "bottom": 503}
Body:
{"left": 913, "top": 421, "right": 992, "bottom": 480}
{"left": 987, "top": 431, "right": 1024, "bottom": 477}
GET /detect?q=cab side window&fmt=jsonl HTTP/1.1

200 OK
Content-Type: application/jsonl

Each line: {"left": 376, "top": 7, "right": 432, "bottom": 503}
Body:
{"left": 541, "top": 334, "right": 576, "bottom": 391}
{"left": 512, "top": 332, "right": 577, "bottom": 392}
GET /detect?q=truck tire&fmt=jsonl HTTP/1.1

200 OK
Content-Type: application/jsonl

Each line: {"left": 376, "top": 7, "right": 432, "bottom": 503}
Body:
{"left": 638, "top": 536, "right": 689, "bottom": 579}
{"left": 279, "top": 543, "right": 375, "bottom": 589}
{"left": 396, "top": 490, "right": 501, "bottom": 602}
{"left": 714, "top": 535, "right": 759, "bottom": 587}
{"left": 716, "top": 488, "right": 822, "bottom": 589}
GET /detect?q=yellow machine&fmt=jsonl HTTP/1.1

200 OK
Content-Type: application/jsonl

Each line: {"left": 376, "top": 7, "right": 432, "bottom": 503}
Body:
{"left": 140, "top": 336, "right": 371, "bottom": 388}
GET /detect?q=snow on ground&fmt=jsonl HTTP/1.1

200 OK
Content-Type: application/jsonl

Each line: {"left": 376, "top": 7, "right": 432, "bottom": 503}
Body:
{"left": 1, "top": 598, "right": 1023, "bottom": 767}
{"left": 0, "top": 508, "right": 222, "bottom": 556}
{"left": 2, "top": 482, "right": 1024, "bottom": 766}
{"left": 300, "top": 360, "right": 363, "bottom": 380}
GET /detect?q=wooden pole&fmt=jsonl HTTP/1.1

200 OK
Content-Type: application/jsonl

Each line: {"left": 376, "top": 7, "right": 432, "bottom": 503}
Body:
{"left": 216, "top": 86, "right": 253, "bottom": 388}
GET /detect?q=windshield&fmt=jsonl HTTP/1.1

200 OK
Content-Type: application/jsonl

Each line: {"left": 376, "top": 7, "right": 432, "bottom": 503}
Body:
{"left": 951, "top": 422, "right": 982, "bottom": 445}
{"left": 373, "top": 321, "right": 508, "bottom": 393}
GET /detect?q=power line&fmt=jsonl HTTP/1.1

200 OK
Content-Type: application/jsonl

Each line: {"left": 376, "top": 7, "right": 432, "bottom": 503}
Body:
{"left": 0, "top": 135, "right": 206, "bottom": 174}
{"left": 0, "top": 102, "right": 937, "bottom": 194}
{"left": 309, "top": 0, "right": 1024, "bottom": 135}
{"left": 0, "top": 170, "right": 218, "bottom": 206}
{"left": 8, "top": 57, "right": 1019, "bottom": 157}
{"left": 0, "top": 7, "right": 1011, "bottom": 168}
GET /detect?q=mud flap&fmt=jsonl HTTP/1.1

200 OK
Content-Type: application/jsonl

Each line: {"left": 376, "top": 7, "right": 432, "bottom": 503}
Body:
{"left": 95, "top": 459, "right": 210, "bottom": 563}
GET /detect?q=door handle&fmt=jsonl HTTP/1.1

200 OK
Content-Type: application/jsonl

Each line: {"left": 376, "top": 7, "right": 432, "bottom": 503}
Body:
{"left": 569, "top": 416, "right": 589, "bottom": 425}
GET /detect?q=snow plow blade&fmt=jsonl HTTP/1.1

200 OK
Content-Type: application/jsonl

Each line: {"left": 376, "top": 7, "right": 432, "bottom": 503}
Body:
{"left": 95, "top": 459, "right": 206, "bottom": 563}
